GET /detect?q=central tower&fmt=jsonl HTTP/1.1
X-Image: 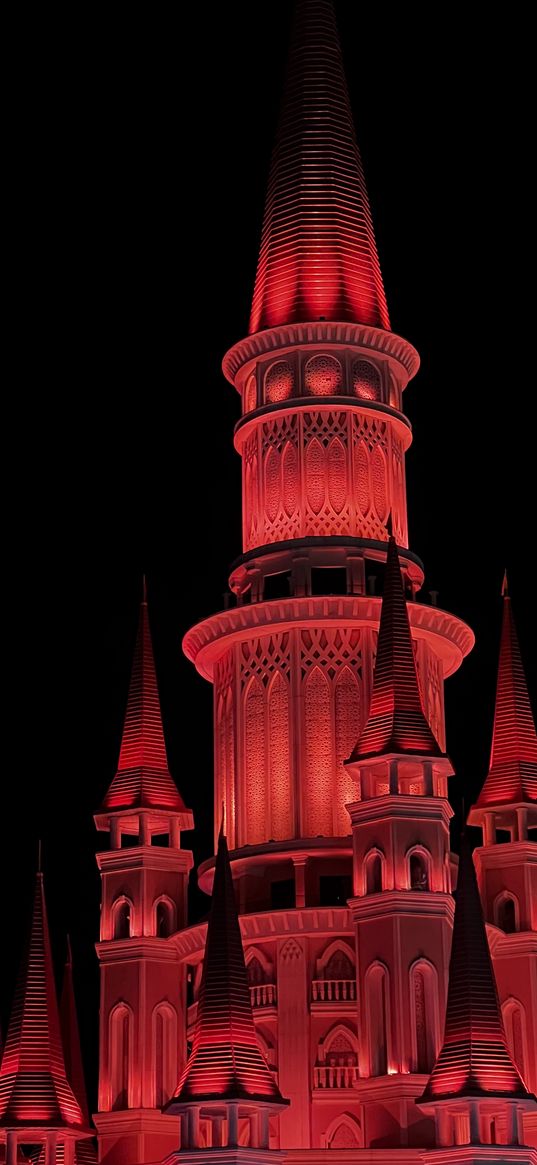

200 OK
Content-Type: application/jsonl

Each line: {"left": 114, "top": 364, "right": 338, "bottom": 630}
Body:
{"left": 183, "top": 0, "right": 473, "bottom": 1150}
{"left": 185, "top": 0, "right": 471, "bottom": 887}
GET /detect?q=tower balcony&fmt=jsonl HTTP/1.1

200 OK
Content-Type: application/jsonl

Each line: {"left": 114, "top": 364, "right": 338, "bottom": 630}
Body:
{"left": 313, "top": 1063, "right": 359, "bottom": 1089}
{"left": 311, "top": 978, "right": 356, "bottom": 1005}
{"left": 250, "top": 981, "right": 277, "bottom": 1009}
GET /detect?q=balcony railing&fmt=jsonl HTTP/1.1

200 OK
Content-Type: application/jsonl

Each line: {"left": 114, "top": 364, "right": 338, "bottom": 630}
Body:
{"left": 250, "top": 982, "right": 277, "bottom": 1008}
{"left": 314, "top": 1064, "right": 359, "bottom": 1089}
{"left": 312, "top": 979, "right": 356, "bottom": 1003}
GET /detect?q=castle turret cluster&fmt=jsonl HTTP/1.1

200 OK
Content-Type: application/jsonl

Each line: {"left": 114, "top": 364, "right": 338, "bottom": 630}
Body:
{"left": 0, "top": 1, "right": 535, "bottom": 1162}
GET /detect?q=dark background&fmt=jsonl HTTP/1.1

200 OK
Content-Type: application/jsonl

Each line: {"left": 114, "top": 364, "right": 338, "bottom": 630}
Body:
{"left": 1, "top": 2, "right": 533, "bottom": 1111}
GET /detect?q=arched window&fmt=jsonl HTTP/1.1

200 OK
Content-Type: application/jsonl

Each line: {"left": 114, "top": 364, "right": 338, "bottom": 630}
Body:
{"left": 365, "top": 850, "right": 383, "bottom": 894}
{"left": 324, "top": 948, "right": 354, "bottom": 981}
{"left": 153, "top": 1003, "right": 177, "bottom": 1107}
{"left": 365, "top": 963, "right": 390, "bottom": 1076}
{"left": 408, "top": 849, "right": 430, "bottom": 891}
{"left": 324, "top": 1027, "right": 358, "bottom": 1069}
{"left": 324, "top": 1112, "right": 362, "bottom": 1148}
{"left": 495, "top": 893, "right": 518, "bottom": 934}
{"left": 410, "top": 960, "right": 439, "bottom": 1073}
{"left": 503, "top": 998, "right": 527, "bottom": 1082}
{"left": 109, "top": 1004, "right": 132, "bottom": 1110}
{"left": 154, "top": 897, "right": 176, "bottom": 938}
{"left": 112, "top": 897, "right": 132, "bottom": 940}
{"left": 247, "top": 956, "right": 265, "bottom": 986}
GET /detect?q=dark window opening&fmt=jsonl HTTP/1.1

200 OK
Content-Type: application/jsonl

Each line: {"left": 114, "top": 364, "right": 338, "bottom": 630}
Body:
{"left": 410, "top": 853, "right": 429, "bottom": 891}
{"left": 320, "top": 874, "right": 352, "bottom": 906}
{"left": 271, "top": 878, "right": 295, "bottom": 909}
{"left": 263, "top": 572, "right": 291, "bottom": 601}
{"left": 151, "top": 834, "right": 169, "bottom": 847}
{"left": 498, "top": 897, "right": 517, "bottom": 934}
{"left": 310, "top": 567, "right": 348, "bottom": 596}
{"left": 114, "top": 901, "right": 131, "bottom": 940}
{"left": 496, "top": 829, "right": 512, "bottom": 844}
{"left": 186, "top": 968, "right": 195, "bottom": 1008}
{"left": 527, "top": 827, "right": 537, "bottom": 842}
{"left": 120, "top": 834, "right": 139, "bottom": 848}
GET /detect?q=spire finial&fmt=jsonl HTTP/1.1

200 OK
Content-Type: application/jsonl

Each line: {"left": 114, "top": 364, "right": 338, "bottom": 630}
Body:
{"left": 66, "top": 934, "right": 73, "bottom": 966}
{"left": 142, "top": 574, "right": 147, "bottom": 605}
{"left": 219, "top": 801, "right": 225, "bottom": 841}
{"left": 502, "top": 569, "right": 509, "bottom": 597}
{"left": 37, "top": 838, "right": 42, "bottom": 873}
{"left": 386, "top": 511, "right": 394, "bottom": 540}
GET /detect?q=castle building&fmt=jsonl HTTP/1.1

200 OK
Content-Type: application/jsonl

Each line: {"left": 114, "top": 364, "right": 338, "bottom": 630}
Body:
{"left": 0, "top": 0, "right": 535, "bottom": 1161}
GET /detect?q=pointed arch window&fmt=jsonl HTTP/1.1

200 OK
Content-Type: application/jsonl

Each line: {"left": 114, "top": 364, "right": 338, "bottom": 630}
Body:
{"left": 410, "top": 959, "right": 439, "bottom": 1073}
{"left": 365, "top": 849, "right": 383, "bottom": 894}
{"left": 153, "top": 1003, "right": 177, "bottom": 1108}
{"left": 109, "top": 1003, "right": 132, "bottom": 1110}
{"left": 154, "top": 897, "right": 176, "bottom": 938}
{"left": 408, "top": 848, "right": 431, "bottom": 891}
{"left": 503, "top": 998, "right": 527, "bottom": 1082}
{"left": 365, "top": 963, "right": 390, "bottom": 1076}
{"left": 112, "top": 896, "right": 132, "bottom": 940}
{"left": 495, "top": 892, "right": 518, "bottom": 934}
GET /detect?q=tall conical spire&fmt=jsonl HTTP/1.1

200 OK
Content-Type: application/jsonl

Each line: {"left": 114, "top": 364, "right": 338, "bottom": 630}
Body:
{"left": 169, "top": 830, "right": 284, "bottom": 1104}
{"left": 421, "top": 842, "right": 530, "bottom": 1102}
{"left": 348, "top": 535, "right": 442, "bottom": 761}
{"left": 101, "top": 594, "right": 191, "bottom": 815}
{"left": 0, "top": 874, "right": 86, "bottom": 1129}
{"left": 476, "top": 592, "right": 537, "bottom": 807}
{"left": 60, "top": 938, "right": 89, "bottom": 1124}
{"left": 249, "top": 0, "right": 390, "bottom": 334}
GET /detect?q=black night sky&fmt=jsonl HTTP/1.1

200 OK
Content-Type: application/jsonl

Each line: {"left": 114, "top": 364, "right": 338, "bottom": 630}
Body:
{"left": 1, "top": 1, "right": 533, "bottom": 1110}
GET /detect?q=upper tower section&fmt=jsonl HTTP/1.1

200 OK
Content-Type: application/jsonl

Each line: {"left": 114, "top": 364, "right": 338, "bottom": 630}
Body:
{"left": 249, "top": 0, "right": 390, "bottom": 334}
{"left": 223, "top": 0, "right": 421, "bottom": 603}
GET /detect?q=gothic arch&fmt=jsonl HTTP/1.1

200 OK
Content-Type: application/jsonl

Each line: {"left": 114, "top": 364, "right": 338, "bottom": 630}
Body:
{"left": 409, "top": 958, "right": 440, "bottom": 1073}
{"left": 152, "top": 1002, "right": 177, "bottom": 1107}
{"left": 494, "top": 891, "right": 519, "bottom": 933}
{"left": 323, "top": 1112, "right": 362, "bottom": 1148}
{"left": 365, "top": 962, "right": 391, "bottom": 1076}
{"left": 109, "top": 1002, "right": 133, "bottom": 1110}
{"left": 245, "top": 945, "right": 273, "bottom": 983}
{"left": 153, "top": 895, "right": 176, "bottom": 938}
{"left": 316, "top": 939, "right": 355, "bottom": 980}
{"left": 364, "top": 847, "right": 385, "bottom": 894}
{"left": 406, "top": 845, "right": 432, "bottom": 891}
{"left": 111, "top": 895, "right": 134, "bottom": 940}
{"left": 502, "top": 997, "right": 528, "bottom": 1082}
{"left": 318, "top": 1022, "right": 358, "bottom": 1065}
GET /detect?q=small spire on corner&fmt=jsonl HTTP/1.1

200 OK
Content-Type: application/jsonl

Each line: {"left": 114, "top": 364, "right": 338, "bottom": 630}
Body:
{"left": 219, "top": 801, "right": 226, "bottom": 841}
{"left": 501, "top": 569, "right": 509, "bottom": 597}
{"left": 142, "top": 574, "right": 148, "bottom": 605}
{"left": 386, "top": 512, "right": 394, "bottom": 540}
{"left": 66, "top": 934, "right": 73, "bottom": 966}
{"left": 37, "top": 838, "right": 42, "bottom": 874}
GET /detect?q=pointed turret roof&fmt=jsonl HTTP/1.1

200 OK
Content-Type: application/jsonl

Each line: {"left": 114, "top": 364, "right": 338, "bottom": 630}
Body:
{"left": 348, "top": 535, "right": 442, "bottom": 762}
{"left": 101, "top": 595, "right": 192, "bottom": 817}
{"left": 249, "top": 0, "right": 390, "bottom": 334}
{"left": 60, "top": 940, "right": 89, "bottom": 1124}
{"left": 475, "top": 590, "right": 537, "bottom": 808}
{"left": 168, "top": 831, "right": 285, "bottom": 1105}
{"left": 421, "top": 842, "right": 530, "bottom": 1102}
{"left": 0, "top": 874, "right": 86, "bottom": 1129}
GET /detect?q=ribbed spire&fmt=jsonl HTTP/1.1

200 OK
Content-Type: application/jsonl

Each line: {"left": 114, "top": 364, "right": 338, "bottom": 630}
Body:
{"left": 476, "top": 594, "right": 537, "bottom": 807}
{"left": 348, "top": 536, "right": 442, "bottom": 761}
{"left": 60, "top": 939, "right": 89, "bottom": 1124}
{"left": 249, "top": 0, "right": 390, "bottom": 334}
{"left": 101, "top": 597, "right": 190, "bottom": 815}
{"left": 421, "top": 843, "right": 530, "bottom": 1101}
{"left": 169, "top": 831, "right": 284, "bottom": 1104}
{"left": 0, "top": 874, "right": 85, "bottom": 1129}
